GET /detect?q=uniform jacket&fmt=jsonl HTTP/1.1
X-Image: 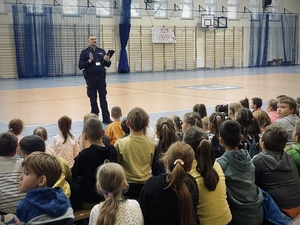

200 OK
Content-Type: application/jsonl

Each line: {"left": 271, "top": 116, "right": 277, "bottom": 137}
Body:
{"left": 78, "top": 47, "right": 111, "bottom": 75}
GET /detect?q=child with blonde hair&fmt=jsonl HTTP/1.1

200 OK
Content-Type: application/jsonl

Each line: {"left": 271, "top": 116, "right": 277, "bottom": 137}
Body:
{"left": 253, "top": 110, "right": 271, "bottom": 134}
{"left": 33, "top": 126, "right": 56, "bottom": 156}
{"left": 20, "top": 134, "right": 72, "bottom": 198}
{"left": 275, "top": 96, "right": 300, "bottom": 145}
{"left": 228, "top": 102, "right": 243, "bottom": 120}
{"left": 52, "top": 115, "right": 79, "bottom": 168}
{"left": 16, "top": 152, "right": 73, "bottom": 224}
{"left": 201, "top": 116, "right": 209, "bottom": 132}
{"left": 89, "top": 162, "right": 143, "bottom": 225}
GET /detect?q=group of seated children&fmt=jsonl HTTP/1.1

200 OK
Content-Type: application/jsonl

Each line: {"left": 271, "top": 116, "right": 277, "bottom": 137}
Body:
{"left": 0, "top": 133, "right": 73, "bottom": 224}
{"left": 2, "top": 94, "right": 300, "bottom": 225}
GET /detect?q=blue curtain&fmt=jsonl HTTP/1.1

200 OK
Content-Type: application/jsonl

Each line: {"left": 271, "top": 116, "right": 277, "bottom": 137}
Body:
{"left": 118, "top": 23, "right": 131, "bottom": 73}
{"left": 12, "top": 5, "right": 60, "bottom": 78}
{"left": 281, "top": 15, "right": 298, "bottom": 65}
{"left": 249, "top": 13, "right": 298, "bottom": 67}
{"left": 118, "top": 0, "right": 131, "bottom": 73}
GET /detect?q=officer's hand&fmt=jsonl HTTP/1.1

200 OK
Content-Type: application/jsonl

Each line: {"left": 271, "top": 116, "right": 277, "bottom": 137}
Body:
{"left": 103, "top": 54, "right": 110, "bottom": 62}
{"left": 88, "top": 52, "right": 93, "bottom": 63}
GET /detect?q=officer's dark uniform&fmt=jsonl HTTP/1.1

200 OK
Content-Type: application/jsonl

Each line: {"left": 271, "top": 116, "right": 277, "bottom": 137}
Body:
{"left": 78, "top": 46, "right": 111, "bottom": 122}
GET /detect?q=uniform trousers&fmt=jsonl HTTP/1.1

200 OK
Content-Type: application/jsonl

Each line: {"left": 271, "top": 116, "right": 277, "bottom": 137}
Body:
{"left": 86, "top": 73, "right": 110, "bottom": 120}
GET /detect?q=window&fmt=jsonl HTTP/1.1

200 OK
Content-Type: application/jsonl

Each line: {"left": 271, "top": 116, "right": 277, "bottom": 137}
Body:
{"left": 154, "top": 0, "right": 167, "bottom": 18}
{"left": 63, "top": 0, "right": 78, "bottom": 15}
{"left": 269, "top": 0, "right": 282, "bottom": 20}
{"left": 0, "top": 0, "right": 6, "bottom": 13}
{"left": 227, "top": 0, "right": 238, "bottom": 20}
{"left": 180, "top": 0, "right": 193, "bottom": 19}
{"left": 249, "top": 0, "right": 259, "bottom": 19}
{"left": 26, "top": 0, "right": 43, "bottom": 14}
{"left": 205, "top": 0, "right": 216, "bottom": 15}
{"left": 96, "top": 0, "right": 112, "bottom": 17}
{"left": 131, "top": 0, "right": 141, "bottom": 17}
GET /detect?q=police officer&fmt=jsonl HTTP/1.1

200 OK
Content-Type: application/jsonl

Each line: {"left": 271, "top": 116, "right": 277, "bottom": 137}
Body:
{"left": 78, "top": 35, "right": 112, "bottom": 124}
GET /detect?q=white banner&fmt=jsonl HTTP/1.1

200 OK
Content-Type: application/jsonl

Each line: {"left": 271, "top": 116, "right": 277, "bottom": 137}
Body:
{"left": 151, "top": 27, "right": 176, "bottom": 43}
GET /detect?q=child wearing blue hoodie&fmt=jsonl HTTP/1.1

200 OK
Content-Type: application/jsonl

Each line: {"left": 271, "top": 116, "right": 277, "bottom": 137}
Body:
{"left": 216, "top": 120, "right": 264, "bottom": 225}
{"left": 16, "top": 152, "right": 74, "bottom": 225}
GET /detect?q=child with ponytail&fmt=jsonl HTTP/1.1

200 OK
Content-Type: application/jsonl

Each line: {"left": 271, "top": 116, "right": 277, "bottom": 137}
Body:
{"left": 209, "top": 112, "right": 226, "bottom": 157}
{"left": 182, "top": 112, "right": 202, "bottom": 133}
{"left": 139, "top": 141, "right": 199, "bottom": 225}
{"left": 151, "top": 116, "right": 180, "bottom": 176}
{"left": 183, "top": 126, "right": 231, "bottom": 225}
{"left": 52, "top": 115, "right": 79, "bottom": 168}
{"left": 89, "top": 162, "right": 143, "bottom": 225}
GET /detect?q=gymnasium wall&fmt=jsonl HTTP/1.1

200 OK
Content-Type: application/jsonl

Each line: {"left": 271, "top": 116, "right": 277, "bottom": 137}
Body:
{"left": 0, "top": 0, "right": 299, "bottom": 78}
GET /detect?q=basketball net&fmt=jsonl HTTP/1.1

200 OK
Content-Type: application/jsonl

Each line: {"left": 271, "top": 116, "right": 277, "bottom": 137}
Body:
{"left": 208, "top": 25, "right": 214, "bottom": 32}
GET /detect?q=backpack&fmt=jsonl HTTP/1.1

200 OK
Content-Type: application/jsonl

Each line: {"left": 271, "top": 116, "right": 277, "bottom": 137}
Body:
{"left": 245, "top": 135, "right": 259, "bottom": 158}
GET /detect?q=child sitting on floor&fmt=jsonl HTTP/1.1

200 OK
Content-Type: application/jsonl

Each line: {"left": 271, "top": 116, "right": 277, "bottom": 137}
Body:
{"left": 8, "top": 118, "right": 24, "bottom": 156}
{"left": 105, "top": 106, "right": 125, "bottom": 144}
{"left": 52, "top": 115, "right": 79, "bottom": 168}
{"left": 19, "top": 135, "right": 72, "bottom": 199}
{"left": 139, "top": 141, "right": 199, "bottom": 225}
{"left": 72, "top": 118, "right": 118, "bottom": 209}
{"left": 275, "top": 96, "right": 300, "bottom": 147}
{"left": 253, "top": 124, "right": 300, "bottom": 219}
{"left": 216, "top": 120, "right": 264, "bottom": 225}
{"left": 114, "top": 107, "right": 155, "bottom": 200}
{"left": 0, "top": 132, "right": 25, "bottom": 214}
{"left": 16, "top": 152, "right": 73, "bottom": 225}
{"left": 251, "top": 97, "right": 263, "bottom": 112}
{"left": 89, "top": 162, "right": 143, "bottom": 225}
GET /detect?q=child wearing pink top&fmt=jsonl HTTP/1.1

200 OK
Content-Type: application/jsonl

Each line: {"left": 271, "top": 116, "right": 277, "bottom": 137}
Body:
{"left": 266, "top": 99, "right": 280, "bottom": 123}
{"left": 251, "top": 97, "right": 263, "bottom": 112}
{"left": 52, "top": 115, "right": 79, "bottom": 168}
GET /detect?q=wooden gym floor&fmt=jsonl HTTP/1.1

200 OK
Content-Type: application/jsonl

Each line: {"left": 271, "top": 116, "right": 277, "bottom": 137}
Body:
{"left": 0, "top": 66, "right": 299, "bottom": 142}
